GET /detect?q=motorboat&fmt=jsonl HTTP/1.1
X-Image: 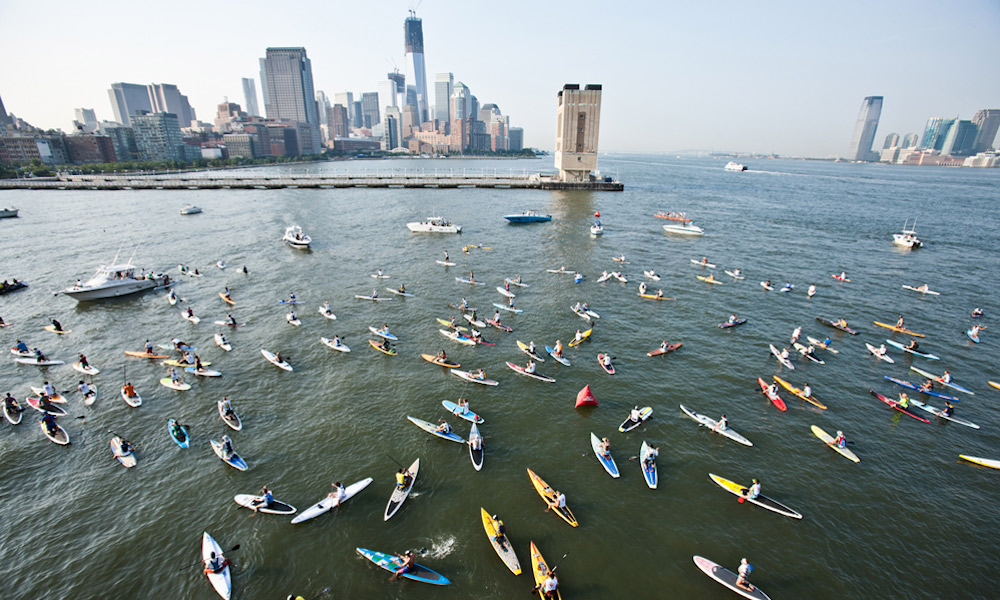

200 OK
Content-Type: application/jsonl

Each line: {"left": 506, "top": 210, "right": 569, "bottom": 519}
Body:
{"left": 406, "top": 217, "right": 462, "bottom": 234}
{"left": 179, "top": 204, "right": 202, "bottom": 215}
{"left": 892, "top": 219, "right": 922, "bottom": 249}
{"left": 724, "top": 161, "right": 747, "bottom": 172}
{"left": 0, "top": 208, "right": 19, "bottom": 218}
{"left": 590, "top": 221, "right": 604, "bottom": 236}
{"left": 282, "top": 224, "right": 312, "bottom": 249}
{"left": 655, "top": 211, "right": 705, "bottom": 236}
{"left": 503, "top": 210, "right": 552, "bottom": 223}
{"left": 55, "top": 248, "right": 172, "bottom": 302}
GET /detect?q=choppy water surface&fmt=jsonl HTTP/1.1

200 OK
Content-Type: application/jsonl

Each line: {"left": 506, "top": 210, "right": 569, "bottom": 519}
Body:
{"left": 0, "top": 156, "right": 998, "bottom": 599}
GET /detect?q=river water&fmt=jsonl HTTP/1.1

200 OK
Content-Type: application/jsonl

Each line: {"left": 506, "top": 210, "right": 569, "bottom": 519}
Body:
{"left": 0, "top": 156, "right": 997, "bottom": 599}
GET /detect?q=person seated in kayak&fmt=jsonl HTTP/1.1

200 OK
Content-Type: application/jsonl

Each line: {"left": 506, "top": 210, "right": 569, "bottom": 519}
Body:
{"left": 744, "top": 478, "right": 761, "bottom": 500}
{"left": 779, "top": 347, "right": 790, "bottom": 360}
{"left": 42, "top": 413, "right": 59, "bottom": 435}
{"left": 538, "top": 571, "right": 559, "bottom": 598}
{"left": 601, "top": 354, "right": 612, "bottom": 368}
{"left": 51, "top": 319, "right": 64, "bottom": 332}
{"left": 728, "top": 314, "right": 738, "bottom": 324}
{"left": 895, "top": 315, "right": 905, "bottom": 328}
{"left": 170, "top": 420, "right": 186, "bottom": 441}
{"left": 713, "top": 414, "right": 728, "bottom": 432}
{"left": 766, "top": 383, "right": 779, "bottom": 397}
{"left": 123, "top": 382, "right": 136, "bottom": 398}
{"left": 220, "top": 435, "right": 234, "bottom": 458}
{"left": 554, "top": 340, "right": 564, "bottom": 356}
{"left": 474, "top": 369, "right": 487, "bottom": 380}
{"left": 915, "top": 284, "right": 929, "bottom": 292}
{"left": 379, "top": 338, "right": 391, "bottom": 351}
{"left": 833, "top": 431, "right": 847, "bottom": 448}
{"left": 15, "top": 340, "right": 28, "bottom": 353}
{"left": 783, "top": 281, "right": 793, "bottom": 290}
{"left": 918, "top": 379, "right": 934, "bottom": 392}
{"left": 327, "top": 481, "right": 348, "bottom": 507}
{"left": 905, "top": 339, "right": 919, "bottom": 350}
{"left": 545, "top": 490, "right": 567, "bottom": 514}
{"left": 629, "top": 406, "right": 642, "bottom": 423}
{"left": 835, "top": 318, "right": 848, "bottom": 328}
{"left": 525, "top": 360, "right": 536, "bottom": 374}
{"left": 700, "top": 257, "right": 708, "bottom": 265}
{"left": 389, "top": 551, "right": 416, "bottom": 580}
{"left": 598, "top": 437, "right": 612, "bottom": 458}
{"left": 802, "top": 383, "right": 812, "bottom": 398}
{"left": 942, "top": 402, "right": 955, "bottom": 417}
{"left": 435, "top": 350, "right": 448, "bottom": 362}
{"left": 203, "top": 550, "right": 228, "bottom": 575}
{"left": 736, "top": 558, "right": 755, "bottom": 592}
{"left": 898, "top": 393, "right": 911, "bottom": 408}
{"left": 573, "top": 330, "right": 583, "bottom": 343}
{"left": 33, "top": 348, "right": 47, "bottom": 362}
{"left": 527, "top": 341, "right": 537, "bottom": 355}
{"left": 644, "top": 446, "right": 659, "bottom": 471}
{"left": 940, "top": 371, "right": 952, "bottom": 384}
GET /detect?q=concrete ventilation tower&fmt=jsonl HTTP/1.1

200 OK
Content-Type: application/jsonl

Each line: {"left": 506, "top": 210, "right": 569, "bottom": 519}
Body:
{"left": 554, "top": 84, "right": 602, "bottom": 182}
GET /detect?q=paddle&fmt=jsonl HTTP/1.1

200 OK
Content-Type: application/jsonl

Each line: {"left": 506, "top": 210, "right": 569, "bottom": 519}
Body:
{"left": 177, "top": 544, "right": 240, "bottom": 571}
{"left": 530, "top": 553, "right": 569, "bottom": 594}
{"left": 385, "top": 454, "right": 406, "bottom": 470}
{"left": 308, "top": 586, "right": 332, "bottom": 600}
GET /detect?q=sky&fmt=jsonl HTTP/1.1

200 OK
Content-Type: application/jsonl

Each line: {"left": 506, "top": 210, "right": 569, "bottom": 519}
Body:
{"left": 1, "top": 0, "right": 998, "bottom": 157}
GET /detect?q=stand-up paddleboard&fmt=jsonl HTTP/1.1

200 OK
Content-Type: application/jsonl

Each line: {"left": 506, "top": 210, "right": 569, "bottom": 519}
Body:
{"left": 505, "top": 278, "right": 528, "bottom": 287}
{"left": 869, "top": 389, "right": 930, "bottom": 422}
{"left": 72, "top": 362, "right": 100, "bottom": 375}
{"left": 278, "top": 299, "right": 305, "bottom": 305}
{"left": 496, "top": 286, "right": 515, "bottom": 298}
{"left": 213, "top": 321, "right": 245, "bottom": 327}
{"left": 884, "top": 339, "right": 938, "bottom": 360}
{"left": 756, "top": 377, "right": 787, "bottom": 411}
{"left": 452, "top": 369, "right": 499, "bottom": 386}
{"left": 793, "top": 342, "right": 825, "bottom": 364}
{"left": 816, "top": 317, "right": 858, "bottom": 335}
{"left": 439, "top": 328, "right": 476, "bottom": 346}
{"left": 647, "top": 342, "right": 682, "bottom": 356}
{"left": 124, "top": 350, "right": 170, "bottom": 359}
{"left": 639, "top": 441, "right": 658, "bottom": 489}
{"left": 4, "top": 398, "right": 23, "bottom": 425}
{"left": 680, "top": 404, "right": 753, "bottom": 446}
{"left": 14, "top": 358, "right": 65, "bottom": 367}
{"left": 356, "top": 547, "right": 450, "bottom": 585}
{"left": 214, "top": 334, "right": 232, "bottom": 352}
{"left": 28, "top": 397, "right": 67, "bottom": 416}
{"left": 318, "top": 306, "right": 337, "bottom": 320}
{"left": 909, "top": 399, "right": 979, "bottom": 429}
{"left": 159, "top": 377, "right": 191, "bottom": 391}
{"left": 959, "top": 455, "right": 1000, "bottom": 470}
{"left": 709, "top": 473, "right": 803, "bottom": 519}
{"left": 529, "top": 542, "right": 562, "bottom": 600}
{"left": 261, "top": 349, "right": 293, "bottom": 371}
{"left": 773, "top": 376, "right": 826, "bottom": 409}
{"left": 218, "top": 292, "right": 236, "bottom": 305}
{"left": 43, "top": 325, "right": 72, "bottom": 335}
{"left": 493, "top": 302, "right": 523, "bottom": 313}
{"left": 690, "top": 259, "right": 716, "bottom": 268}
{"left": 119, "top": 386, "right": 140, "bottom": 407}
{"left": 285, "top": 313, "right": 301, "bottom": 326}
{"left": 590, "top": 432, "right": 620, "bottom": 478}
{"left": 693, "top": 555, "right": 772, "bottom": 600}
{"left": 202, "top": 532, "right": 232, "bottom": 600}
{"left": 619, "top": 407, "right": 652, "bottom": 432}
{"left": 437, "top": 317, "right": 468, "bottom": 331}
{"left": 910, "top": 367, "right": 974, "bottom": 395}
{"left": 167, "top": 419, "right": 189, "bottom": 448}
{"left": 873, "top": 321, "right": 925, "bottom": 337}
{"left": 369, "top": 326, "right": 398, "bottom": 341}
{"left": 218, "top": 401, "right": 242, "bottom": 431}
{"left": 902, "top": 285, "right": 940, "bottom": 295}
{"left": 421, "top": 353, "right": 459, "bottom": 368}
{"left": 568, "top": 329, "right": 593, "bottom": 347}
{"left": 810, "top": 425, "right": 859, "bottom": 462}
{"left": 210, "top": 439, "right": 248, "bottom": 471}
{"left": 181, "top": 312, "right": 200, "bottom": 324}
{"left": 469, "top": 422, "right": 484, "bottom": 471}
{"left": 769, "top": 344, "right": 794, "bottom": 370}
{"left": 384, "top": 458, "right": 419, "bottom": 521}
{"left": 516, "top": 340, "right": 545, "bottom": 362}
{"left": 162, "top": 358, "right": 209, "bottom": 368}
{"left": 884, "top": 376, "right": 960, "bottom": 402}
{"left": 526, "top": 468, "right": 578, "bottom": 527}
{"left": 724, "top": 270, "right": 745, "bottom": 280}
{"left": 233, "top": 494, "right": 296, "bottom": 515}
{"left": 806, "top": 336, "right": 839, "bottom": 354}
{"left": 506, "top": 362, "right": 555, "bottom": 382}
{"left": 455, "top": 277, "right": 485, "bottom": 286}
{"left": 386, "top": 287, "right": 414, "bottom": 297}
{"left": 407, "top": 416, "right": 464, "bottom": 442}
{"left": 321, "top": 337, "right": 350, "bottom": 352}
{"left": 290, "top": 477, "right": 373, "bottom": 523}
{"left": 442, "top": 400, "right": 483, "bottom": 423}
{"left": 354, "top": 294, "right": 390, "bottom": 302}
{"left": 597, "top": 353, "right": 615, "bottom": 374}
{"left": 481, "top": 508, "right": 520, "bottom": 574}
{"left": 865, "top": 343, "right": 894, "bottom": 363}
{"left": 110, "top": 436, "right": 137, "bottom": 467}
{"left": 546, "top": 346, "right": 570, "bottom": 366}
{"left": 29, "top": 387, "right": 65, "bottom": 403}
{"left": 41, "top": 420, "right": 70, "bottom": 445}
{"left": 185, "top": 366, "right": 222, "bottom": 377}
{"left": 485, "top": 317, "right": 513, "bottom": 332}
{"left": 463, "top": 313, "right": 486, "bottom": 327}
{"left": 436, "top": 260, "right": 456, "bottom": 266}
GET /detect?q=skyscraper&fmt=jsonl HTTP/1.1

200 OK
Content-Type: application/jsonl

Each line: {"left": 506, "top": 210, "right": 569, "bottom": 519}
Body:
{"left": 377, "top": 79, "right": 397, "bottom": 115}
{"left": 316, "top": 91, "right": 331, "bottom": 125}
{"left": 882, "top": 133, "right": 899, "bottom": 149}
{"left": 434, "top": 73, "right": 453, "bottom": 131}
{"left": 131, "top": 112, "right": 184, "bottom": 162}
{"left": 902, "top": 133, "right": 919, "bottom": 148}
{"left": 361, "top": 92, "right": 380, "bottom": 128}
{"left": 940, "top": 120, "right": 978, "bottom": 156}
{"left": 972, "top": 109, "right": 1000, "bottom": 153}
{"left": 403, "top": 12, "right": 429, "bottom": 123}
{"left": 74, "top": 108, "right": 98, "bottom": 132}
{"left": 554, "top": 84, "right": 603, "bottom": 182}
{"left": 242, "top": 78, "right": 260, "bottom": 117}
{"left": 334, "top": 92, "right": 354, "bottom": 124}
{"left": 148, "top": 83, "right": 195, "bottom": 127}
{"left": 108, "top": 82, "right": 153, "bottom": 126}
{"left": 259, "top": 47, "right": 322, "bottom": 155}
{"left": 921, "top": 117, "right": 956, "bottom": 151}
{"left": 847, "top": 96, "right": 882, "bottom": 161}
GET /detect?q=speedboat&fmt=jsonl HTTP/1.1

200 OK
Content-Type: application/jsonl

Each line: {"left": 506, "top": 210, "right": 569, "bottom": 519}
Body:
{"left": 503, "top": 210, "right": 552, "bottom": 223}
{"left": 0, "top": 208, "right": 18, "bottom": 218}
{"left": 655, "top": 211, "right": 705, "bottom": 236}
{"left": 407, "top": 217, "right": 462, "bottom": 233}
{"left": 56, "top": 249, "right": 172, "bottom": 302}
{"left": 282, "top": 225, "right": 312, "bottom": 249}
{"left": 724, "top": 161, "right": 747, "bottom": 172}
{"left": 892, "top": 219, "right": 922, "bottom": 249}
{"left": 179, "top": 204, "right": 202, "bottom": 215}
{"left": 590, "top": 221, "right": 604, "bottom": 236}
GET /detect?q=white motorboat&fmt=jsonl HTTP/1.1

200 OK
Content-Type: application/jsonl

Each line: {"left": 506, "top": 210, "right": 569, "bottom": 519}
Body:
{"left": 56, "top": 249, "right": 172, "bottom": 302}
{"left": 406, "top": 217, "right": 462, "bottom": 234}
{"left": 179, "top": 204, "right": 202, "bottom": 215}
{"left": 282, "top": 224, "right": 312, "bottom": 249}
{"left": 724, "top": 161, "right": 747, "bottom": 172}
{"left": 655, "top": 211, "right": 705, "bottom": 236}
{"left": 0, "top": 208, "right": 18, "bottom": 218}
{"left": 892, "top": 219, "right": 922, "bottom": 249}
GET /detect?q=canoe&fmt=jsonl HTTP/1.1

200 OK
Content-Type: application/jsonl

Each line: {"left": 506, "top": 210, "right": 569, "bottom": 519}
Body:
{"left": 120, "top": 386, "right": 141, "bottom": 407}
{"left": 369, "top": 340, "right": 397, "bottom": 355}
{"left": 421, "top": 353, "right": 460, "bottom": 368}
{"left": 868, "top": 390, "right": 930, "bottom": 422}
{"left": 693, "top": 555, "right": 772, "bottom": 600}
{"left": 4, "top": 398, "right": 23, "bottom": 424}
{"left": 356, "top": 547, "right": 450, "bottom": 585}
{"left": 261, "top": 349, "right": 293, "bottom": 371}
{"left": 218, "top": 401, "right": 242, "bottom": 431}
{"left": 709, "top": 473, "right": 803, "bottom": 519}
{"left": 647, "top": 342, "right": 682, "bottom": 356}
{"left": 452, "top": 370, "right": 499, "bottom": 386}
{"left": 883, "top": 376, "right": 960, "bottom": 402}
{"left": 590, "top": 432, "right": 620, "bottom": 478}
{"left": 718, "top": 318, "right": 747, "bottom": 329}
{"left": 159, "top": 377, "right": 191, "bottom": 391}
{"left": 793, "top": 342, "right": 825, "bottom": 364}
{"left": 214, "top": 334, "right": 232, "bottom": 352}
{"left": 167, "top": 419, "right": 189, "bottom": 448}
{"left": 384, "top": 458, "right": 419, "bottom": 521}
{"left": 546, "top": 346, "right": 570, "bottom": 366}
{"left": 318, "top": 306, "right": 337, "bottom": 320}
{"left": 756, "top": 377, "right": 788, "bottom": 411}
{"left": 619, "top": 407, "right": 652, "bottom": 432}
{"left": 873, "top": 321, "right": 925, "bottom": 337}
{"left": 455, "top": 277, "right": 485, "bottom": 286}
{"left": 493, "top": 303, "right": 523, "bottom": 313}
{"left": 769, "top": 344, "right": 794, "bottom": 370}
{"left": 910, "top": 367, "right": 974, "bottom": 395}
{"left": 43, "top": 325, "right": 72, "bottom": 334}
{"left": 679, "top": 404, "right": 753, "bottom": 447}
{"left": 910, "top": 399, "right": 980, "bottom": 429}
{"left": 526, "top": 468, "right": 578, "bottom": 527}
{"left": 407, "top": 416, "right": 464, "bottom": 443}
{"left": 597, "top": 354, "right": 615, "bottom": 374}
{"left": 110, "top": 436, "right": 137, "bottom": 468}
{"left": 27, "top": 397, "right": 67, "bottom": 416}
{"left": 210, "top": 439, "right": 248, "bottom": 471}
{"left": 14, "top": 358, "right": 65, "bottom": 366}
{"left": 202, "top": 532, "right": 232, "bottom": 600}
{"left": 368, "top": 326, "right": 398, "bottom": 341}
{"left": 124, "top": 351, "right": 170, "bottom": 359}
{"left": 639, "top": 441, "right": 658, "bottom": 489}
{"left": 290, "top": 477, "right": 373, "bottom": 523}
{"left": 902, "top": 285, "right": 940, "bottom": 295}
{"left": 690, "top": 259, "right": 716, "bottom": 268}
{"left": 568, "top": 329, "right": 593, "bottom": 347}
{"left": 481, "top": 508, "right": 520, "bottom": 574}
{"left": 696, "top": 275, "right": 722, "bottom": 285}
{"left": 806, "top": 336, "right": 839, "bottom": 354}
{"left": 41, "top": 420, "right": 70, "bottom": 445}
{"left": 866, "top": 343, "right": 894, "bottom": 363}
{"left": 884, "top": 339, "right": 938, "bottom": 360}
{"left": 810, "top": 425, "right": 859, "bottom": 463}
{"left": 439, "top": 329, "right": 475, "bottom": 346}
{"left": 959, "top": 455, "right": 1000, "bottom": 470}
{"left": 816, "top": 317, "right": 858, "bottom": 335}
{"left": 506, "top": 362, "right": 555, "bottom": 382}
{"left": 386, "top": 288, "right": 414, "bottom": 297}
{"left": 233, "top": 494, "right": 296, "bottom": 515}
{"left": 442, "top": 400, "right": 483, "bottom": 423}
{"left": 529, "top": 541, "right": 562, "bottom": 600}
{"left": 469, "top": 423, "right": 484, "bottom": 471}
{"left": 218, "top": 292, "right": 236, "bottom": 305}
{"left": 185, "top": 366, "right": 222, "bottom": 377}
{"left": 773, "top": 376, "right": 826, "bottom": 409}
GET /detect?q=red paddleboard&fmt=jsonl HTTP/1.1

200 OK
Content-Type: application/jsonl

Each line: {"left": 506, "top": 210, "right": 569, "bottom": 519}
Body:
{"left": 575, "top": 384, "right": 598, "bottom": 408}
{"left": 756, "top": 377, "right": 787, "bottom": 411}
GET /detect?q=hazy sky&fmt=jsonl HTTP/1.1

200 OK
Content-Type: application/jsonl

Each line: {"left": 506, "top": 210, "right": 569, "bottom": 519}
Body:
{"left": 2, "top": 0, "right": 998, "bottom": 156}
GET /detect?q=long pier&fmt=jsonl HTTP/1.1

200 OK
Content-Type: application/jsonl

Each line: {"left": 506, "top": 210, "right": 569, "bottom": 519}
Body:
{"left": 0, "top": 173, "right": 623, "bottom": 191}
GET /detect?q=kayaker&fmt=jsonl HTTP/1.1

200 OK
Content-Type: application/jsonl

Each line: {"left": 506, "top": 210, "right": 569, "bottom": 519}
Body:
{"left": 905, "top": 339, "right": 919, "bottom": 350}
{"left": 700, "top": 257, "right": 708, "bottom": 265}
{"left": 767, "top": 383, "right": 779, "bottom": 397}
{"left": 942, "top": 402, "right": 955, "bottom": 417}
{"left": 573, "top": 330, "right": 583, "bottom": 343}
{"left": 802, "top": 383, "right": 812, "bottom": 398}
{"left": 525, "top": 360, "right": 536, "bottom": 374}
{"left": 123, "top": 382, "right": 136, "bottom": 398}
{"left": 436, "top": 350, "right": 447, "bottom": 361}
{"left": 916, "top": 284, "right": 929, "bottom": 292}
{"left": 919, "top": 379, "right": 934, "bottom": 392}
{"left": 660, "top": 341, "right": 669, "bottom": 351}
{"left": 490, "top": 514, "right": 508, "bottom": 547}
{"left": 51, "top": 318, "right": 64, "bottom": 332}
{"left": 940, "top": 371, "right": 952, "bottom": 384}
{"left": 545, "top": 490, "right": 567, "bottom": 514}
{"left": 397, "top": 284, "right": 405, "bottom": 294}
{"left": 327, "top": 482, "right": 347, "bottom": 507}
{"left": 474, "top": 369, "right": 487, "bottom": 380}
{"left": 735, "top": 558, "right": 755, "bottom": 592}
{"left": 203, "top": 550, "right": 228, "bottom": 575}
{"left": 898, "top": 393, "right": 910, "bottom": 408}
{"left": 835, "top": 318, "right": 848, "bottom": 328}
{"left": 895, "top": 315, "right": 905, "bottom": 328}
{"left": 713, "top": 414, "right": 728, "bottom": 432}
{"left": 745, "top": 479, "right": 761, "bottom": 500}
{"left": 833, "top": 431, "right": 847, "bottom": 448}
{"left": 598, "top": 437, "right": 611, "bottom": 458}
{"left": 78, "top": 381, "right": 95, "bottom": 399}
{"left": 389, "top": 551, "right": 415, "bottom": 581}
{"left": 220, "top": 435, "right": 234, "bottom": 458}
{"left": 435, "top": 419, "right": 452, "bottom": 434}
{"left": 169, "top": 420, "right": 186, "bottom": 442}
{"left": 728, "top": 314, "right": 738, "bottom": 324}
{"left": 539, "top": 571, "right": 559, "bottom": 598}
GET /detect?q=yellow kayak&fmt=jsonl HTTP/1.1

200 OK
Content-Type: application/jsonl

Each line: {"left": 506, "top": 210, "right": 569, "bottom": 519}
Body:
{"left": 696, "top": 275, "right": 722, "bottom": 285}
{"left": 481, "top": 508, "right": 521, "bottom": 575}
{"left": 218, "top": 292, "right": 236, "bottom": 305}
{"left": 526, "top": 468, "right": 577, "bottom": 527}
{"left": 420, "top": 353, "right": 459, "bottom": 368}
{"left": 568, "top": 328, "right": 592, "bottom": 347}
{"left": 811, "top": 425, "right": 859, "bottom": 463}
{"left": 873, "top": 321, "right": 925, "bottom": 337}
{"left": 639, "top": 292, "right": 674, "bottom": 300}
{"left": 530, "top": 541, "right": 561, "bottom": 600}
{"left": 368, "top": 339, "right": 397, "bottom": 355}
{"left": 773, "top": 376, "right": 827, "bottom": 410}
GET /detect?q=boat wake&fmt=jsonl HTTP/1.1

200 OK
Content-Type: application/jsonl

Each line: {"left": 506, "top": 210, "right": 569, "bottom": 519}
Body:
{"left": 424, "top": 535, "right": 458, "bottom": 559}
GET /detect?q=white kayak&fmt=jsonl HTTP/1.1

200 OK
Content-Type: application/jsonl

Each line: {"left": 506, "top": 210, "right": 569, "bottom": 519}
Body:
{"left": 318, "top": 306, "right": 337, "bottom": 320}
{"left": 866, "top": 343, "right": 894, "bottom": 363}
{"left": 110, "top": 436, "right": 137, "bottom": 468}
{"left": 321, "top": 337, "right": 351, "bottom": 352}
{"left": 452, "top": 369, "right": 499, "bottom": 386}
{"left": 261, "top": 349, "right": 292, "bottom": 371}
{"left": 72, "top": 362, "right": 100, "bottom": 375}
{"left": 643, "top": 270, "right": 661, "bottom": 281}
{"left": 233, "top": 494, "right": 297, "bottom": 515}
{"left": 769, "top": 344, "right": 794, "bottom": 370}
{"left": 680, "top": 404, "right": 753, "bottom": 446}
{"left": 724, "top": 270, "right": 745, "bottom": 280}
{"left": 290, "top": 477, "right": 373, "bottom": 523}
{"left": 691, "top": 259, "right": 716, "bottom": 268}
{"left": 202, "top": 532, "right": 232, "bottom": 600}
{"left": 902, "top": 285, "right": 940, "bottom": 296}
{"left": 214, "top": 334, "right": 232, "bottom": 352}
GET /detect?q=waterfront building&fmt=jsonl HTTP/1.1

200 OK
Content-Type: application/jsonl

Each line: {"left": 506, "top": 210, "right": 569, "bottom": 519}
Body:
{"left": 971, "top": 109, "right": 1000, "bottom": 152}
{"left": 403, "top": 11, "right": 429, "bottom": 122}
{"left": 847, "top": 96, "right": 882, "bottom": 161}
{"left": 131, "top": 112, "right": 185, "bottom": 162}
{"left": 940, "top": 120, "right": 978, "bottom": 156}
{"left": 259, "top": 47, "right": 322, "bottom": 155}
{"left": 148, "top": 83, "right": 195, "bottom": 127}
{"left": 64, "top": 134, "right": 116, "bottom": 163}
{"left": 554, "top": 84, "right": 603, "bottom": 182}
{"left": 883, "top": 133, "right": 899, "bottom": 149}
{"left": 921, "top": 117, "right": 956, "bottom": 151}
{"left": 361, "top": 92, "right": 380, "bottom": 128}
{"left": 242, "top": 78, "right": 260, "bottom": 117}
{"left": 102, "top": 123, "right": 139, "bottom": 162}
{"left": 508, "top": 127, "right": 523, "bottom": 152}
{"left": 223, "top": 133, "right": 257, "bottom": 158}
{"left": 434, "top": 73, "right": 453, "bottom": 133}
{"left": 902, "top": 132, "right": 919, "bottom": 148}
{"left": 74, "top": 108, "right": 99, "bottom": 133}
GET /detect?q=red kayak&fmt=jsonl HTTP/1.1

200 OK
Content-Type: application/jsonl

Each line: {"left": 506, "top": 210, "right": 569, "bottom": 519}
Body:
{"left": 597, "top": 354, "right": 616, "bottom": 375}
{"left": 647, "top": 342, "right": 682, "bottom": 357}
{"left": 869, "top": 390, "right": 930, "bottom": 423}
{"left": 756, "top": 377, "right": 787, "bottom": 411}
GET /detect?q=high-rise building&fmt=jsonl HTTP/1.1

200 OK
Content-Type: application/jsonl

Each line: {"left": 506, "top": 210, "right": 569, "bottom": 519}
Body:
{"left": 508, "top": 127, "right": 524, "bottom": 152}
{"left": 316, "top": 91, "right": 331, "bottom": 125}
{"left": 132, "top": 112, "right": 185, "bottom": 162}
{"left": 330, "top": 105, "right": 349, "bottom": 139}
{"left": 940, "top": 120, "right": 979, "bottom": 156}
{"left": 102, "top": 123, "right": 139, "bottom": 162}
{"left": 882, "top": 133, "right": 899, "bottom": 149}
{"left": 334, "top": 92, "right": 354, "bottom": 124}
{"left": 383, "top": 106, "right": 402, "bottom": 151}
{"left": 554, "top": 84, "right": 603, "bottom": 182}
{"left": 451, "top": 82, "right": 470, "bottom": 121}
{"left": 108, "top": 82, "right": 153, "bottom": 126}
{"left": 971, "top": 109, "right": 1000, "bottom": 153}
{"left": 361, "top": 92, "right": 380, "bottom": 128}
{"left": 902, "top": 133, "right": 919, "bottom": 148}
{"left": 921, "top": 117, "right": 956, "bottom": 150}
{"left": 148, "top": 83, "right": 195, "bottom": 127}
{"left": 847, "top": 96, "right": 882, "bottom": 161}
{"left": 242, "top": 78, "right": 260, "bottom": 117}
{"left": 434, "top": 73, "right": 453, "bottom": 132}
{"left": 387, "top": 72, "right": 406, "bottom": 108}
{"left": 403, "top": 12, "right": 429, "bottom": 122}
{"left": 352, "top": 100, "right": 364, "bottom": 129}
{"left": 74, "top": 108, "right": 99, "bottom": 133}
{"left": 259, "top": 47, "right": 322, "bottom": 155}
{"left": 377, "top": 80, "right": 397, "bottom": 116}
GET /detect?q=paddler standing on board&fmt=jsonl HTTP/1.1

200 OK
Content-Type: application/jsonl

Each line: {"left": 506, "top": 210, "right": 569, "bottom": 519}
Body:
{"left": 895, "top": 315, "right": 905, "bottom": 329}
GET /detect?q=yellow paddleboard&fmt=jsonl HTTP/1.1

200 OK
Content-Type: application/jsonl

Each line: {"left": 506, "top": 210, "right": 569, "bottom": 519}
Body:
{"left": 369, "top": 339, "right": 397, "bottom": 355}
{"left": 481, "top": 508, "right": 521, "bottom": 575}
{"left": 873, "top": 321, "right": 925, "bottom": 337}
{"left": 526, "top": 468, "right": 577, "bottom": 527}
{"left": 773, "top": 376, "right": 827, "bottom": 410}
{"left": 568, "top": 328, "right": 592, "bottom": 347}
{"left": 218, "top": 292, "right": 236, "bottom": 305}
{"left": 696, "top": 275, "right": 722, "bottom": 285}
{"left": 811, "top": 425, "right": 859, "bottom": 463}
{"left": 124, "top": 351, "right": 170, "bottom": 359}
{"left": 960, "top": 455, "right": 1000, "bottom": 469}
{"left": 639, "top": 293, "right": 674, "bottom": 300}
{"left": 530, "top": 541, "right": 561, "bottom": 600}
{"left": 989, "top": 381, "right": 1000, "bottom": 390}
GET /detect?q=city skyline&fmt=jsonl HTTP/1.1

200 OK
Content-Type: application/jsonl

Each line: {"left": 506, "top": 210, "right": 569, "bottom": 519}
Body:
{"left": 1, "top": 0, "right": 998, "bottom": 156}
